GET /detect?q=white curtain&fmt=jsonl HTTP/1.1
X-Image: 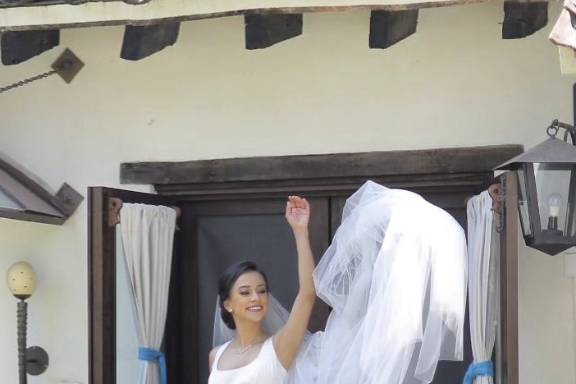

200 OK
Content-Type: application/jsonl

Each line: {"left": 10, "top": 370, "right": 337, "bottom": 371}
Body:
{"left": 466, "top": 191, "right": 499, "bottom": 384}
{"left": 119, "top": 203, "right": 177, "bottom": 384}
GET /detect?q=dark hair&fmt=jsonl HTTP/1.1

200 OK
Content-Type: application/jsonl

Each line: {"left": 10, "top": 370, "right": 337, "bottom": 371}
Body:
{"left": 218, "top": 261, "right": 269, "bottom": 330}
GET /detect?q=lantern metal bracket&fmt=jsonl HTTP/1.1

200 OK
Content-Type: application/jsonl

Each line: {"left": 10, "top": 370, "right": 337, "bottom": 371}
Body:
{"left": 547, "top": 120, "right": 576, "bottom": 145}
{"left": 489, "top": 180, "right": 505, "bottom": 233}
{"left": 488, "top": 182, "right": 504, "bottom": 215}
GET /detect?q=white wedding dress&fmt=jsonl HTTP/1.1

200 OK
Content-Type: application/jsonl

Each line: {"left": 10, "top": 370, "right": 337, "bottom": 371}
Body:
{"left": 213, "top": 181, "right": 468, "bottom": 384}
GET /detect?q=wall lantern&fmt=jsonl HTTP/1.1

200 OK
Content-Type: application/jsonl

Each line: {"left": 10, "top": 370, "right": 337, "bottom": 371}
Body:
{"left": 496, "top": 120, "right": 576, "bottom": 256}
{"left": 6, "top": 262, "right": 49, "bottom": 384}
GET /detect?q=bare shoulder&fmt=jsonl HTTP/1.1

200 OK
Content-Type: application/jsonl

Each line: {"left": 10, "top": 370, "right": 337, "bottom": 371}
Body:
{"left": 208, "top": 346, "right": 220, "bottom": 370}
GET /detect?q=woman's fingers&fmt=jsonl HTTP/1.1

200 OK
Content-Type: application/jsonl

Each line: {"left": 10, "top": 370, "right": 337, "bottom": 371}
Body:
{"left": 287, "top": 195, "right": 308, "bottom": 210}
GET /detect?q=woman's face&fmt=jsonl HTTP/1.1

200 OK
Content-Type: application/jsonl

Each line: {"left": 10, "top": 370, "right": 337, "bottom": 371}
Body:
{"left": 225, "top": 271, "right": 269, "bottom": 326}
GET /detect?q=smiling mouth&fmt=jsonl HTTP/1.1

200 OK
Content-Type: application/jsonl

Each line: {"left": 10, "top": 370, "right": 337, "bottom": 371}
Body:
{"left": 247, "top": 306, "right": 263, "bottom": 312}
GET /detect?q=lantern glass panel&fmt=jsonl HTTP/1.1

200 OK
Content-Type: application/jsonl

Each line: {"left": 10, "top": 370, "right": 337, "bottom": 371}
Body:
{"left": 517, "top": 167, "right": 532, "bottom": 237}
{"left": 534, "top": 163, "right": 573, "bottom": 236}
{"left": 567, "top": 165, "right": 576, "bottom": 238}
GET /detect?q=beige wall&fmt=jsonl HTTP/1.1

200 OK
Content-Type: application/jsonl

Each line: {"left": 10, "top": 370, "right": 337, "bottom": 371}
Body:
{"left": 0, "top": 2, "right": 575, "bottom": 383}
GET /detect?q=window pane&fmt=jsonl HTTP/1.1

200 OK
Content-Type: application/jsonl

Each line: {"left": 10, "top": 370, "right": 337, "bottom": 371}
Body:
{"left": 568, "top": 166, "right": 576, "bottom": 238}
{"left": 534, "top": 163, "right": 573, "bottom": 235}
{"left": 517, "top": 168, "right": 532, "bottom": 237}
{"left": 0, "top": 187, "right": 22, "bottom": 210}
{"left": 116, "top": 226, "right": 140, "bottom": 383}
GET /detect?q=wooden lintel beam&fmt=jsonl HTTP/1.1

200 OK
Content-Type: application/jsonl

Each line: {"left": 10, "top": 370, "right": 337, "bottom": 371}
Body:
{"left": 120, "top": 22, "right": 180, "bottom": 61}
{"left": 120, "top": 145, "right": 523, "bottom": 185}
{"left": 502, "top": 1, "right": 548, "bottom": 39}
{"left": 245, "top": 14, "right": 303, "bottom": 49}
{"left": 369, "top": 10, "right": 418, "bottom": 49}
{"left": 1, "top": 29, "right": 59, "bottom": 65}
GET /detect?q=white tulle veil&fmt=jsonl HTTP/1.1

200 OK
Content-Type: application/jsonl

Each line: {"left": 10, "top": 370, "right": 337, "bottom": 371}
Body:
{"left": 212, "top": 181, "right": 467, "bottom": 384}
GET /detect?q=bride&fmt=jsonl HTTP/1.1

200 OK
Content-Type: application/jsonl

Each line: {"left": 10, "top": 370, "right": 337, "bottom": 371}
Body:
{"left": 209, "top": 181, "right": 467, "bottom": 384}
{"left": 208, "top": 195, "right": 315, "bottom": 384}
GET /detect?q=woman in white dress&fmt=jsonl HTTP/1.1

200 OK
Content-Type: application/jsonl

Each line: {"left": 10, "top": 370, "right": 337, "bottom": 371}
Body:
{"left": 208, "top": 196, "right": 315, "bottom": 384}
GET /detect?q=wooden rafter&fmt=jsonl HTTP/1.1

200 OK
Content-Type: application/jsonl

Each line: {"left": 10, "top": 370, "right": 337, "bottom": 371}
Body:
{"left": 1, "top": 29, "right": 59, "bottom": 65}
{"left": 502, "top": 1, "right": 548, "bottom": 39}
{"left": 0, "top": 0, "right": 552, "bottom": 60}
{"left": 120, "top": 22, "right": 180, "bottom": 61}
{"left": 369, "top": 10, "right": 418, "bottom": 49}
{"left": 245, "top": 14, "right": 302, "bottom": 49}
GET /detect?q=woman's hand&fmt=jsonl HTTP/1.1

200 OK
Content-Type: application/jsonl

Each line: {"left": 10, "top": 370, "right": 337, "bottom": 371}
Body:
{"left": 285, "top": 196, "right": 310, "bottom": 233}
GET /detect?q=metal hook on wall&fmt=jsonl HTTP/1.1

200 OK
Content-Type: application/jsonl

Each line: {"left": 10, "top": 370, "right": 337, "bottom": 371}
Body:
{"left": 488, "top": 180, "right": 506, "bottom": 233}
{"left": 107, "top": 197, "right": 181, "bottom": 228}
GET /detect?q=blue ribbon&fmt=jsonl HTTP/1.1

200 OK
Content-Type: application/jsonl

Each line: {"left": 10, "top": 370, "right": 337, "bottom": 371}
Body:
{"left": 139, "top": 347, "right": 167, "bottom": 384}
{"left": 463, "top": 360, "right": 493, "bottom": 384}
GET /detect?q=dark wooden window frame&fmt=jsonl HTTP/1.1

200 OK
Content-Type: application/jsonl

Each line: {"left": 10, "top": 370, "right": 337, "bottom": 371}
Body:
{"left": 89, "top": 145, "right": 522, "bottom": 384}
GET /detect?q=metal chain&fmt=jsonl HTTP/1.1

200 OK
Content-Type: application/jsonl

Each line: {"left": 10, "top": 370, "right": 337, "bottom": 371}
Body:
{"left": 0, "top": 69, "right": 57, "bottom": 94}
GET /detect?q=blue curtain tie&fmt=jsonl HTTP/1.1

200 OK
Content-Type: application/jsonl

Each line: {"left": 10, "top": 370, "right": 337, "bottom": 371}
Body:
{"left": 463, "top": 360, "right": 493, "bottom": 384}
{"left": 139, "top": 347, "right": 167, "bottom": 384}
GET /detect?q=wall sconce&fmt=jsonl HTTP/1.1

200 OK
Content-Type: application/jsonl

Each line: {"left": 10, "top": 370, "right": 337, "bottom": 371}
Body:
{"left": 6, "top": 262, "right": 49, "bottom": 384}
{"left": 496, "top": 120, "right": 576, "bottom": 256}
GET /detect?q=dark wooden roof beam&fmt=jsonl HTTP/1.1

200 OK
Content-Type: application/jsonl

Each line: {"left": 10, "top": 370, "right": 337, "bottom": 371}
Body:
{"left": 369, "top": 10, "right": 418, "bottom": 49}
{"left": 502, "top": 1, "right": 548, "bottom": 39}
{"left": 245, "top": 13, "right": 303, "bottom": 49}
{"left": 120, "top": 22, "right": 180, "bottom": 61}
{"left": 1, "top": 29, "right": 59, "bottom": 65}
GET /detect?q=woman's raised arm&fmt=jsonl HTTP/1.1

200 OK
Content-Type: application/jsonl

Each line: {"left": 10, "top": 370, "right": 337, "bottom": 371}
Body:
{"left": 273, "top": 196, "right": 316, "bottom": 369}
